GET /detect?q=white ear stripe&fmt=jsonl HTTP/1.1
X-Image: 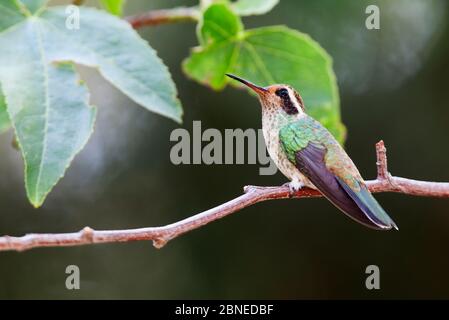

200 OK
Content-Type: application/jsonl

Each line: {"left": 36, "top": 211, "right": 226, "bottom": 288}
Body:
{"left": 288, "top": 88, "right": 304, "bottom": 114}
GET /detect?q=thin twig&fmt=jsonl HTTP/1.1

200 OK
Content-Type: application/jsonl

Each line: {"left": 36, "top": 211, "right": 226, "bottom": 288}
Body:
{"left": 125, "top": 7, "right": 199, "bottom": 29}
{"left": 1, "top": 141, "right": 448, "bottom": 252}
{"left": 376, "top": 140, "right": 389, "bottom": 180}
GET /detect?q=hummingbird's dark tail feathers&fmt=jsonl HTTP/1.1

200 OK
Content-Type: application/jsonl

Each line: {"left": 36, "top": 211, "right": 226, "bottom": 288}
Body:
{"left": 294, "top": 143, "right": 397, "bottom": 230}
{"left": 336, "top": 177, "right": 398, "bottom": 230}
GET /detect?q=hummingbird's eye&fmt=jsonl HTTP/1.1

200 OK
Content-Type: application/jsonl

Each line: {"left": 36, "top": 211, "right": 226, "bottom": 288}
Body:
{"left": 275, "top": 87, "right": 298, "bottom": 115}
{"left": 275, "top": 88, "right": 289, "bottom": 97}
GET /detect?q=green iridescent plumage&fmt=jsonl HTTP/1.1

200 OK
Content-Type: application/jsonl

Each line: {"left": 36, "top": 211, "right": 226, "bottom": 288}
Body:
{"left": 279, "top": 116, "right": 361, "bottom": 190}
{"left": 279, "top": 115, "right": 396, "bottom": 229}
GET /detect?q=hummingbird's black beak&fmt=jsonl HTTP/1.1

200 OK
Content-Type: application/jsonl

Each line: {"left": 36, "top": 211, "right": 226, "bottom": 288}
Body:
{"left": 226, "top": 74, "right": 267, "bottom": 95}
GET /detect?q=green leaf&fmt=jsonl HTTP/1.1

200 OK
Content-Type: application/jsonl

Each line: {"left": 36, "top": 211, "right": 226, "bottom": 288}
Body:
{"left": 231, "top": 0, "right": 279, "bottom": 16}
{"left": 0, "top": 2, "right": 182, "bottom": 207}
{"left": 41, "top": 7, "right": 182, "bottom": 122}
{"left": 18, "top": 0, "right": 48, "bottom": 14}
{"left": 99, "top": 0, "right": 126, "bottom": 16}
{"left": 184, "top": 3, "right": 345, "bottom": 142}
{"left": 198, "top": 3, "right": 242, "bottom": 45}
{"left": 0, "top": 1, "right": 26, "bottom": 30}
{"left": 0, "top": 25, "right": 96, "bottom": 207}
{"left": 0, "top": 89, "right": 10, "bottom": 134}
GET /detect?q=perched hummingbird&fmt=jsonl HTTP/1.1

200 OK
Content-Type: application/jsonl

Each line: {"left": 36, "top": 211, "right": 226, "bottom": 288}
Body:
{"left": 226, "top": 74, "right": 397, "bottom": 230}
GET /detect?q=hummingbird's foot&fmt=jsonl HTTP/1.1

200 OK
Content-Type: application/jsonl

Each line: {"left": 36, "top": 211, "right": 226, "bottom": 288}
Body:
{"left": 283, "top": 180, "right": 304, "bottom": 197}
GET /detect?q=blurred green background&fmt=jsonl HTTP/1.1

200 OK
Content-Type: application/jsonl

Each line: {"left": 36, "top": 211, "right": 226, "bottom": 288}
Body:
{"left": 1, "top": 0, "right": 449, "bottom": 299}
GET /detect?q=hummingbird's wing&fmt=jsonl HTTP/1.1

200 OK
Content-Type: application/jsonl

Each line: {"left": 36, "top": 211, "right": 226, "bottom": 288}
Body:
{"left": 279, "top": 117, "right": 397, "bottom": 230}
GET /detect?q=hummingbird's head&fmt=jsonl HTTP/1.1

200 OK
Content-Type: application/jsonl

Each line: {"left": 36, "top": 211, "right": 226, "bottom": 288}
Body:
{"left": 226, "top": 74, "right": 305, "bottom": 116}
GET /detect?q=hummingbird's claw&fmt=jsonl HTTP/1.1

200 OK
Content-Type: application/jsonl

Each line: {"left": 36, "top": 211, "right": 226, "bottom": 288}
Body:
{"left": 284, "top": 180, "right": 304, "bottom": 197}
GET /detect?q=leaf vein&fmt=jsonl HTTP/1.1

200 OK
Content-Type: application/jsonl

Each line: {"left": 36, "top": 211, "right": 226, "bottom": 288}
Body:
{"left": 33, "top": 21, "right": 51, "bottom": 202}
{"left": 242, "top": 42, "right": 275, "bottom": 83}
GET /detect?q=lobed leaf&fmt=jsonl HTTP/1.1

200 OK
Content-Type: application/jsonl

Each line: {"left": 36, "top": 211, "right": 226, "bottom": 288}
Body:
{"left": 0, "top": 0, "right": 182, "bottom": 206}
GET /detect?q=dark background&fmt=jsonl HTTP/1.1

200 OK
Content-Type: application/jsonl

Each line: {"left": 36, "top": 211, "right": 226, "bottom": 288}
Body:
{"left": 1, "top": 0, "right": 448, "bottom": 299}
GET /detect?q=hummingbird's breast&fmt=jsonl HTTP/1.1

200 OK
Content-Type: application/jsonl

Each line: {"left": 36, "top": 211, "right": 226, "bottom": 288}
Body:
{"left": 261, "top": 110, "right": 313, "bottom": 187}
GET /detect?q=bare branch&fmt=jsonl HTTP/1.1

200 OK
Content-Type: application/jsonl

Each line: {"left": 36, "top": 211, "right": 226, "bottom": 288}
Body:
{"left": 125, "top": 7, "right": 199, "bottom": 29}
{"left": 1, "top": 141, "right": 448, "bottom": 252}
{"left": 376, "top": 140, "right": 389, "bottom": 180}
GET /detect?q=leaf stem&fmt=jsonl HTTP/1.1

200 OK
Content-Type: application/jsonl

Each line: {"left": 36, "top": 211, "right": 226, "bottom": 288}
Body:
{"left": 125, "top": 7, "right": 200, "bottom": 29}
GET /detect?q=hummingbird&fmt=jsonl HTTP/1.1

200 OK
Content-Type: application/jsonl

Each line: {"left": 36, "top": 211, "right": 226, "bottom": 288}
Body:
{"left": 226, "top": 74, "right": 398, "bottom": 230}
